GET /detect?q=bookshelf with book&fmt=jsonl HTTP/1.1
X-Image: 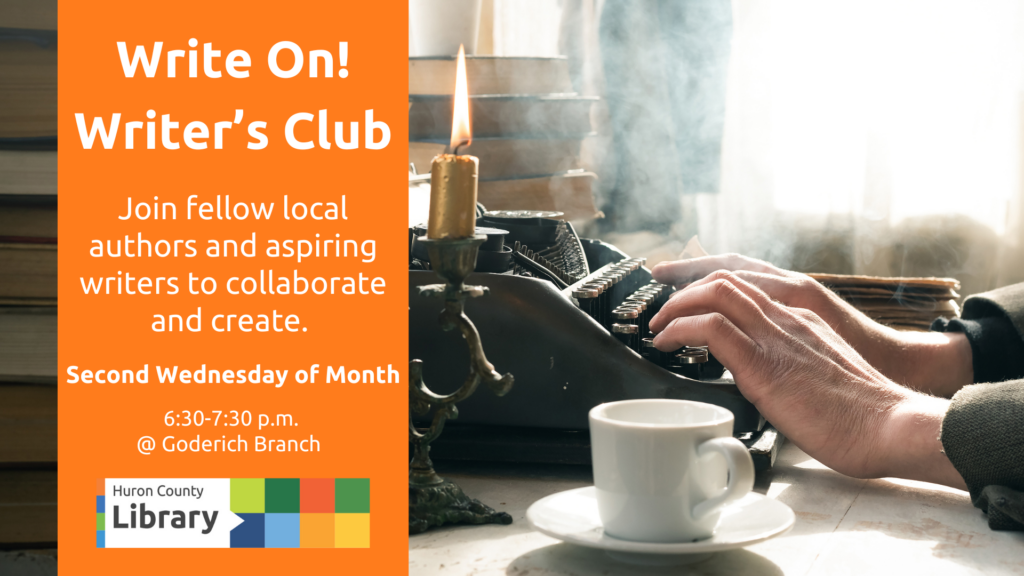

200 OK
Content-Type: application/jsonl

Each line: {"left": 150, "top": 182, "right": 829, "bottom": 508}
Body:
{"left": 0, "top": 0, "right": 58, "bottom": 555}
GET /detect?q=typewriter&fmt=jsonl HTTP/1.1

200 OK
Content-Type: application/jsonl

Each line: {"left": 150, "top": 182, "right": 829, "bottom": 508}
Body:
{"left": 409, "top": 210, "right": 782, "bottom": 470}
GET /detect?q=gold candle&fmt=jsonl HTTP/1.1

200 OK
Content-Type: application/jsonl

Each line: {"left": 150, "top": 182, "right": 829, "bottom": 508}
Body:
{"left": 427, "top": 153, "right": 478, "bottom": 239}
{"left": 426, "top": 44, "right": 478, "bottom": 239}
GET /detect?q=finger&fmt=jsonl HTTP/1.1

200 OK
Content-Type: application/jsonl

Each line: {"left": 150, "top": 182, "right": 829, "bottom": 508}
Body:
{"left": 650, "top": 272, "right": 879, "bottom": 385}
{"left": 674, "top": 270, "right": 826, "bottom": 310}
{"left": 693, "top": 274, "right": 857, "bottom": 363}
{"left": 653, "top": 273, "right": 861, "bottom": 373}
{"left": 676, "top": 272, "right": 837, "bottom": 348}
{"left": 682, "top": 270, "right": 796, "bottom": 300}
{"left": 672, "top": 270, "right": 788, "bottom": 308}
{"left": 648, "top": 276, "right": 775, "bottom": 337}
{"left": 651, "top": 254, "right": 789, "bottom": 287}
{"left": 670, "top": 269, "right": 859, "bottom": 331}
{"left": 653, "top": 313, "right": 761, "bottom": 372}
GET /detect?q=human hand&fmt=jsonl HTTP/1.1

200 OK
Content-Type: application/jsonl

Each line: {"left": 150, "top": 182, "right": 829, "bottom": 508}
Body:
{"left": 651, "top": 255, "right": 973, "bottom": 397}
{"left": 648, "top": 271, "right": 966, "bottom": 488}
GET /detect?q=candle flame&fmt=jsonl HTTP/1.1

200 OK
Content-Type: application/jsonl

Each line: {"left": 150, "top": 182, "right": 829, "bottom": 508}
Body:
{"left": 450, "top": 44, "right": 472, "bottom": 151}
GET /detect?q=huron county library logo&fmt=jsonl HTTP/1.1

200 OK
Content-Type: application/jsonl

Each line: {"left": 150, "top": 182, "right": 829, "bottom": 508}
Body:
{"left": 96, "top": 478, "right": 369, "bottom": 548}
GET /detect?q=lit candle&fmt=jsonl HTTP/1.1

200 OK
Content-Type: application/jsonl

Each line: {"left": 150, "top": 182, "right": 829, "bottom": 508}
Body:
{"left": 427, "top": 44, "right": 478, "bottom": 239}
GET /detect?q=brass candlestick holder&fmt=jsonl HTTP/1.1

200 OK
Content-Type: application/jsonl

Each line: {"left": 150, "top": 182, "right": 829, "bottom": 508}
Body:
{"left": 409, "top": 235, "right": 515, "bottom": 534}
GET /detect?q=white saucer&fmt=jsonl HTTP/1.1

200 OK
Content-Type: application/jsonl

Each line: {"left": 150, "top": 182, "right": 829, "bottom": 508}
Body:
{"left": 526, "top": 487, "right": 795, "bottom": 566}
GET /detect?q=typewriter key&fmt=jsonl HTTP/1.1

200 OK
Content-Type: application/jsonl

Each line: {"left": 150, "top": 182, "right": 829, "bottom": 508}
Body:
{"left": 626, "top": 294, "right": 652, "bottom": 305}
{"left": 616, "top": 261, "right": 641, "bottom": 290}
{"left": 611, "top": 323, "right": 640, "bottom": 351}
{"left": 572, "top": 287, "right": 599, "bottom": 318}
{"left": 604, "top": 272, "right": 627, "bottom": 305}
{"left": 573, "top": 288, "right": 599, "bottom": 299}
{"left": 611, "top": 307, "right": 638, "bottom": 337}
{"left": 610, "top": 308, "right": 639, "bottom": 320}
{"left": 641, "top": 337, "right": 663, "bottom": 364}
{"left": 584, "top": 281, "right": 610, "bottom": 325}
{"left": 627, "top": 293, "right": 655, "bottom": 322}
{"left": 668, "top": 347, "right": 709, "bottom": 379}
{"left": 622, "top": 300, "right": 646, "bottom": 312}
{"left": 622, "top": 300, "right": 648, "bottom": 330}
{"left": 620, "top": 299, "right": 646, "bottom": 319}
{"left": 673, "top": 348, "right": 709, "bottom": 364}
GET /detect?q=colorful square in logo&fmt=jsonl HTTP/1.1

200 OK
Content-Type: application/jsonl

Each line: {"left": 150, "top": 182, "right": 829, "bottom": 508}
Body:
{"left": 334, "top": 513, "right": 370, "bottom": 548}
{"left": 299, "top": 513, "right": 334, "bottom": 548}
{"left": 230, "top": 478, "right": 265, "bottom": 513}
{"left": 265, "top": 513, "right": 300, "bottom": 548}
{"left": 265, "top": 479, "right": 300, "bottom": 513}
{"left": 335, "top": 478, "right": 370, "bottom": 513}
{"left": 300, "top": 478, "right": 334, "bottom": 513}
{"left": 231, "top": 513, "right": 265, "bottom": 548}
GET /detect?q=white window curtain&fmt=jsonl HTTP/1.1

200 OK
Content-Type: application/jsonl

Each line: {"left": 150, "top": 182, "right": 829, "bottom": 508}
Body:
{"left": 491, "top": 0, "right": 1024, "bottom": 296}
{"left": 697, "top": 0, "right": 1024, "bottom": 297}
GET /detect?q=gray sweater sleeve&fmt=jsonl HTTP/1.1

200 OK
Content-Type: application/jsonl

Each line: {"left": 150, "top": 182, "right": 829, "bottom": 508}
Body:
{"left": 942, "top": 381, "right": 1024, "bottom": 530}
{"left": 940, "top": 283, "right": 1024, "bottom": 530}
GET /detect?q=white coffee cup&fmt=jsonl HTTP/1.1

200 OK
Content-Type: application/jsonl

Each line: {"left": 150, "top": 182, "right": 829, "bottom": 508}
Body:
{"left": 589, "top": 399, "right": 755, "bottom": 542}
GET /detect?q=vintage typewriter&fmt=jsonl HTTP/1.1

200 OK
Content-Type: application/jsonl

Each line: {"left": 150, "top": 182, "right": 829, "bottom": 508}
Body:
{"left": 410, "top": 210, "right": 783, "bottom": 470}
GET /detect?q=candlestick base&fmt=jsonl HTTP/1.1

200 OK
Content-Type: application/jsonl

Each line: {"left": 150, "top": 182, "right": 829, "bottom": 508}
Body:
{"left": 409, "top": 235, "right": 515, "bottom": 534}
{"left": 409, "top": 477, "right": 512, "bottom": 535}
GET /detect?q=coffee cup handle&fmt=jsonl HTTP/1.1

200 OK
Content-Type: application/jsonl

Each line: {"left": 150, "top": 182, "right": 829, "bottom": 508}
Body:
{"left": 692, "top": 436, "right": 755, "bottom": 520}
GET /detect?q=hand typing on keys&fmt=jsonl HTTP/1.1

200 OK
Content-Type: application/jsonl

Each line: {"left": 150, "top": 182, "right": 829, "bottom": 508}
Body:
{"left": 653, "top": 254, "right": 973, "bottom": 397}
{"left": 648, "top": 256, "right": 969, "bottom": 489}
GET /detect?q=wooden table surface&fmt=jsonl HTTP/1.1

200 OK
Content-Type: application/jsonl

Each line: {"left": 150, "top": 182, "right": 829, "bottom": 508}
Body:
{"left": 410, "top": 442, "right": 1024, "bottom": 575}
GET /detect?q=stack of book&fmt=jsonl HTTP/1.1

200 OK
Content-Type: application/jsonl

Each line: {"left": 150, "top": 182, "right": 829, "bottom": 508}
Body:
{"left": 809, "top": 273, "right": 961, "bottom": 331}
{"left": 0, "top": 0, "right": 58, "bottom": 552}
{"left": 409, "top": 56, "right": 599, "bottom": 221}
